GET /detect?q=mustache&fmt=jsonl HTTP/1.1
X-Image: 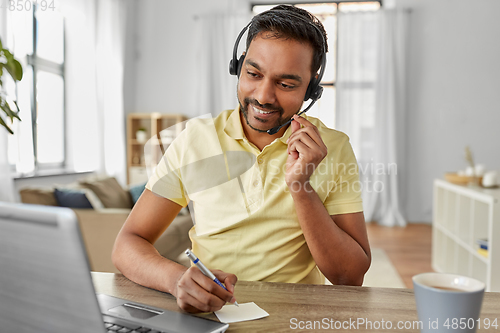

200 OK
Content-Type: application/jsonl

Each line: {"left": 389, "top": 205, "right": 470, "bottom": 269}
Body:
{"left": 244, "top": 98, "right": 283, "bottom": 113}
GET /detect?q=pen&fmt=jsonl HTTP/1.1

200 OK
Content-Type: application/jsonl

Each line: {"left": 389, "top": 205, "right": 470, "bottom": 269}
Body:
{"left": 185, "top": 249, "right": 239, "bottom": 307}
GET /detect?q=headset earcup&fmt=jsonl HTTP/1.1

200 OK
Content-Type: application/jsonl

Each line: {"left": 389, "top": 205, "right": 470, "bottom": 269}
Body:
{"left": 229, "top": 54, "right": 246, "bottom": 77}
{"left": 236, "top": 54, "right": 245, "bottom": 77}
{"left": 304, "top": 81, "right": 312, "bottom": 101}
{"left": 304, "top": 79, "right": 323, "bottom": 101}
{"left": 229, "top": 59, "right": 237, "bottom": 76}
{"left": 311, "top": 85, "right": 323, "bottom": 101}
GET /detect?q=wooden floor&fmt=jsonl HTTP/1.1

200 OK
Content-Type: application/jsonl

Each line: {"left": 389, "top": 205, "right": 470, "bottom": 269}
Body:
{"left": 366, "top": 223, "right": 434, "bottom": 288}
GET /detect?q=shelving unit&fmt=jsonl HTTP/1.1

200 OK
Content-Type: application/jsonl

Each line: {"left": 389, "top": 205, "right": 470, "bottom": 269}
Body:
{"left": 432, "top": 179, "right": 500, "bottom": 291}
{"left": 126, "top": 113, "right": 187, "bottom": 185}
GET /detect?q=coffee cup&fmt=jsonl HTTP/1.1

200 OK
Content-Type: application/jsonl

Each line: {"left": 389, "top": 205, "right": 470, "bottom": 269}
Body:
{"left": 413, "top": 273, "right": 485, "bottom": 332}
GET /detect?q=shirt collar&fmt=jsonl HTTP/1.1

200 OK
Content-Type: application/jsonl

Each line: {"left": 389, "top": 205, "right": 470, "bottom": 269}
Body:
{"left": 224, "top": 105, "right": 295, "bottom": 145}
{"left": 223, "top": 106, "right": 245, "bottom": 140}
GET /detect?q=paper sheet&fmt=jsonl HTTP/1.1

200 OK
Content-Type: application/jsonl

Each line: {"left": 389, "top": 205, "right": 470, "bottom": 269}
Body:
{"left": 214, "top": 302, "right": 269, "bottom": 323}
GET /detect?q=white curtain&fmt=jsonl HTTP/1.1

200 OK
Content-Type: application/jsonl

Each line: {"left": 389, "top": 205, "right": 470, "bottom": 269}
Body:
{"left": 95, "top": 0, "right": 128, "bottom": 185}
{"left": 63, "top": 0, "right": 127, "bottom": 185}
{"left": 0, "top": 7, "right": 15, "bottom": 202}
{"left": 194, "top": 13, "right": 250, "bottom": 117}
{"left": 336, "top": 9, "right": 409, "bottom": 227}
{"left": 0, "top": 132, "right": 15, "bottom": 202}
{"left": 63, "top": 0, "right": 100, "bottom": 174}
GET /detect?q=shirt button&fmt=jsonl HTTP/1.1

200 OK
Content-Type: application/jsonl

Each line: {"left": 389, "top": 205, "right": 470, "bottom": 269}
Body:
{"left": 258, "top": 158, "right": 263, "bottom": 164}
{"left": 253, "top": 180, "right": 259, "bottom": 187}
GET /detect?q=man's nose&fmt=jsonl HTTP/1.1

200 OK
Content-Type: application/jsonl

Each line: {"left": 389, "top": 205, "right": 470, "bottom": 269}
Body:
{"left": 254, "top": 79, "right": 276, "bottom": 106}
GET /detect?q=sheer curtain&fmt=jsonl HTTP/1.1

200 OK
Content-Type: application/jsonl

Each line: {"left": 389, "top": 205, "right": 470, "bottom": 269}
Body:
{"left": 336, "top": 9, "right": 409, "bottom": 227}
{"left": 63, "top": 0, "right": 128, "bottom": 185}
{"left": 194, "top": 13, "right": 250, "bottom": 117}
{"left": 0, "top": 131, "right": 15, "bottom": 202}
{"left": 0, "top": 7, "right": 15, "bottom": 202}
{"left": 95, "top": 0, "right": 128, "bottom": 185}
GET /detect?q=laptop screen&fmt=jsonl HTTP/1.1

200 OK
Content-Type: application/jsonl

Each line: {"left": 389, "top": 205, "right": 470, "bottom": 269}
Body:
{"left": 0, "top": 203, "right": 106, "bottom": 333}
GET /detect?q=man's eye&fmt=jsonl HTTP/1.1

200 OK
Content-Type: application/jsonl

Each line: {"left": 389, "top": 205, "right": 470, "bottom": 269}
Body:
{"left": 247, "top": 71, "right": 259, "bottom": 77}
{"left": 280, "top": 83, "right": 295, "bottom": 89}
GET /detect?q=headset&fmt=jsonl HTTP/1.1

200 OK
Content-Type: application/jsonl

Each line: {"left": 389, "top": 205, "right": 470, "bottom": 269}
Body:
{"left": 229, "top": 8, "right": 327, "bottom": 135}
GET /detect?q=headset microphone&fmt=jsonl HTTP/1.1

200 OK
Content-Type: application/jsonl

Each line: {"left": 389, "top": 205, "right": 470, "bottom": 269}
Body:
{"left": 229, "top": 8, "right": 327, "bottom": 135}
{"left": 266, "top": 96, "right": 321, "bottom": 135}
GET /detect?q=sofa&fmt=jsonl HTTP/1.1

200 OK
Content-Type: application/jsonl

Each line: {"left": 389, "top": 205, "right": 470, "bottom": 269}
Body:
{"left": 19, "top": 176, "right": 192, "bottom": 273}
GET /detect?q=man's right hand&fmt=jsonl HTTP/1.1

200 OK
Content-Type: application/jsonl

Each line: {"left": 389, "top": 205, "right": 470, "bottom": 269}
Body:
{"left": 173, "top": 267, "right": 238, "bottom": 313}
{"left": 113, "top": 190, "right": 238, "bottom": 313}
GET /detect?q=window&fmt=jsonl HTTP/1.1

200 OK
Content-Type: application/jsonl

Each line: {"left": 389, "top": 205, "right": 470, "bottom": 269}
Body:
{"left": 252, "top": 2, "right": 380, "bottom": 129}
{"left": 6, "top": 3, "right": 65, "bottom": 174}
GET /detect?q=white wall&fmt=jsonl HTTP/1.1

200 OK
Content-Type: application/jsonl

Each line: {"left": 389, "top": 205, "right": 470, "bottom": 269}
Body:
{"left": 124, "top": 0, "right": 500, "bottom": 223}
{"left": 396, "top": 0, "right": 500, "bottom": 222}
{"left": 123, "top": 0, "right": 248, "bottom": 117}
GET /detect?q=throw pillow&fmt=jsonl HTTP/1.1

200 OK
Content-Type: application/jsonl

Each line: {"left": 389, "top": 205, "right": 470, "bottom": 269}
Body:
{"left": 19, "top": 188, "right": 58, "bottom": 206}
{"left": 80, "top": 177, "right": 133, "bottom": 209}
{"left": 54, "top": 188, "right": 93, "bottom": 209}
{"left": 54, "top": 182, "right": 105, "bottom": 209}
{"left": 129, "top": 182, "right": 147, "bottom": 205}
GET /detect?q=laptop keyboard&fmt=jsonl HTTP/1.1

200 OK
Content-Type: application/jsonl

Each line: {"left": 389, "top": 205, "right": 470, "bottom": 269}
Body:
{"left": 103, "top": 315, "right": 168, "bottom": 333}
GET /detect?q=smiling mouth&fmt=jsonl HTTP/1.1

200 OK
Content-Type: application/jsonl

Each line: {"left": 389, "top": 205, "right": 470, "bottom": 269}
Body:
{"left": 252, "top": 105, "right": 278, "bottom": 115}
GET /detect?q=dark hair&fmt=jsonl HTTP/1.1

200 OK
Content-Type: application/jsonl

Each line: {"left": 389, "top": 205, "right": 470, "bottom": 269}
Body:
{"left": 246, "top": 5, "right": 328, "bottom": 75}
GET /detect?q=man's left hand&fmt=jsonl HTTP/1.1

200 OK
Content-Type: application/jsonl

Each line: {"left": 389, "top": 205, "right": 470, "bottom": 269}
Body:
{"left": 285, "top": 114, "right": 327, "bottom": 189}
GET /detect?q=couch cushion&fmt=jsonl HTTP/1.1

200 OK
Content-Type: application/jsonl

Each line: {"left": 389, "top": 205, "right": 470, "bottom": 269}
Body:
{"left": 129, "top": 182, "right": 147, "bottom": 204}
{"left": 80, "top": 177, "right": 133, "bottom": 209}
{"left": 19, "top": 188, "right": 58, "bottom": 206}
{"left": 54, "top": 188, "right": 93, "bottom": 209}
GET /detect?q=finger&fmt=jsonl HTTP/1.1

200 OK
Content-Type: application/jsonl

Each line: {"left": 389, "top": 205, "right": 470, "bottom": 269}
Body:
{"left": 287, "top": 131, "right": 322, "bottom": 152}
{"left": 291, "top": 117, "right": 301, "bottom": 133}
{"left": 287, "top": 132, "right": 327, "bottom": 160}
{"left": 288, "top": 126, "right": 325, "bottom": 150}
{"left": 287, "top": 148, "right": 299, "bottom": 160}
{"left": 177, "top": 288, "right": 223, "bottom": 313}
{"left": 176, "top": 274, "right": 225, "bottom": 313}
{"left": 213, "top": 270, "right": 238, "bottom": 294}
{"left": 288, "top": 140, "right": 310, "bottom": 158}
{"left": 191, "top": 269, "right": 235, "bottom": 304}
{"left": 292, "top": 114, "right": 318, "bottom": 131}
{"left": 178, "top": 268, "right": 227, "bottom": 310}
{"left": 293, "top": 114, "right": 322, "bottom": 141}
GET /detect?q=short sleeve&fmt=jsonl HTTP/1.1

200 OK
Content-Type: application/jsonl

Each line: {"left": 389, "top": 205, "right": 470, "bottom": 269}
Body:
{"left": 145, "top": 138, "right": 188, "bottom": 208}
{"left": 323, "top": 136, "right": 363, "bottom": 215}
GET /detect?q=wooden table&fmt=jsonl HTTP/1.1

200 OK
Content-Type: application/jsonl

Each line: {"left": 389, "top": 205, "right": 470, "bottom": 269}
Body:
{"left": 92, "top": 272, "right": 500, "bottom": 332}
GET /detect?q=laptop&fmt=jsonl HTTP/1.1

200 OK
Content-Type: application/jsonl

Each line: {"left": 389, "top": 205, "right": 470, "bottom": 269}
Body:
{"left": 0, "top": 202, "right": 229, "bottom": 333}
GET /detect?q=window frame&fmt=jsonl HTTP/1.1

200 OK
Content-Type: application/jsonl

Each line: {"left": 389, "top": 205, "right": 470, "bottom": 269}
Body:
{"left": 12, "top": 4, "right": 67, "bottom": 172}
{"left": 251, "top": 1, "right": 382, "bottom": 89}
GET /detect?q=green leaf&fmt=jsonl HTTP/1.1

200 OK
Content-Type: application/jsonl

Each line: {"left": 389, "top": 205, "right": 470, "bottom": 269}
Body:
{"left": 2, "top": 50, "right": 23, "bottom": 81}
{"left": 12, "top": 59, "right": 22, "bottom": 81}
{"left": 1, "top": 100, "right": 20, "bottom": 122}
{"left": 12, "top": 99, "right": 20, "bottom": 112}
{"left": 4, "top": 59, "right": 18, "bottom": 82}
{"left": 3, "top": 49, "right": 13, "bottom": 60}
{"left": 0, "top": 37, "right": 3, "bottom": 50}
{"left": 0, "top": 115, "right": 14, "bottom": 135}
{"left": 11, "top": 100, "right": 21, "bottom": 121}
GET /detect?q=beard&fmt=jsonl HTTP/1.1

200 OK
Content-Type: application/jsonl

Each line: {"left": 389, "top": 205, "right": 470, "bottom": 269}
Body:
{"left": 238, "top": 97, "right": 290, "bottom": 133}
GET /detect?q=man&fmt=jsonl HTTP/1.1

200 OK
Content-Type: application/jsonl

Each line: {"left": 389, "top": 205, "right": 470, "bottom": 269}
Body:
{"left": 113, "top": 5, "right": 371, "bottom": 314}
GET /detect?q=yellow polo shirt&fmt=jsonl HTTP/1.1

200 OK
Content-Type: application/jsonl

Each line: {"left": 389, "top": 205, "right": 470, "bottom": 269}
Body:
{"left": 146, "top": 107, "right": 363, "bottom": 284}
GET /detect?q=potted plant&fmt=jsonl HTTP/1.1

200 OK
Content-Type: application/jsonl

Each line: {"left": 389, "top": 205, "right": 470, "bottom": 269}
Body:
{"left": 0, "top": 37, "right": 23, "bottom": 134}
{"left": 136, "top": 127, "right": 148, "bottom": 143}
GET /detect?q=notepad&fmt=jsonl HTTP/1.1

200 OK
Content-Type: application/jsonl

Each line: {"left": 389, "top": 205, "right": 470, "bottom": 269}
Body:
{"left": 214, "top": 302, "right": 269, "bottom": 323}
